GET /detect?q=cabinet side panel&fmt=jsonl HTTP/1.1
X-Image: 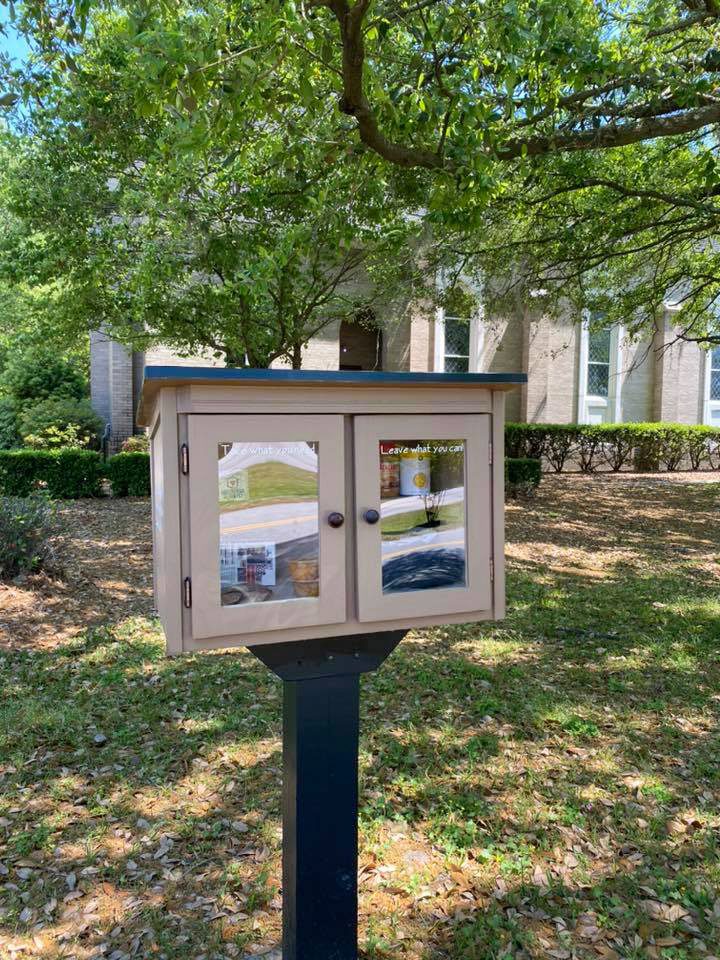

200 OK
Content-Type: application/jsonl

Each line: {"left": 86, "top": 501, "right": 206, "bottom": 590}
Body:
{"left": 156, "top": 389, "right": 183, "bottom": 654}
{"left": 150, "top": 422, "right": 160, "bottom": 612}
{"left": 491, "top": 391, "right": 506, "bottom": 619}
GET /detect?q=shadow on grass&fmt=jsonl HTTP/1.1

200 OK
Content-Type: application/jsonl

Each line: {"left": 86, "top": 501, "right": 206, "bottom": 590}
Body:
{"left": 0, "top": 478, "right": 718, "bottom": 957}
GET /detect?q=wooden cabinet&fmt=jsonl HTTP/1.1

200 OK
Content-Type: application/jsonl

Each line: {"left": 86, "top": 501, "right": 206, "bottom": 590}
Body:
{"left": 139, "top": 367, "right": 524, "bottom": 654}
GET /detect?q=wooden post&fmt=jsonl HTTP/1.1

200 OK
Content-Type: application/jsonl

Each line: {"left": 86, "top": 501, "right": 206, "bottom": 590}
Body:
{"left": 252, "top": 632, "right": 405, "bottom": 960}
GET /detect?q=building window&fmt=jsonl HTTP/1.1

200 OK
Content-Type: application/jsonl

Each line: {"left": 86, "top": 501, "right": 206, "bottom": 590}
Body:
{"left": 711, "top": 346, "right": 720, "bottom": 401}
{"left": 442, "top": 317, "right": 471, "bottom": 372}
{"left": 578, "top": 317, "right": 622, "bottom": 424}
{"left": 587, "top": 327, "right": 612, "bottom": 397}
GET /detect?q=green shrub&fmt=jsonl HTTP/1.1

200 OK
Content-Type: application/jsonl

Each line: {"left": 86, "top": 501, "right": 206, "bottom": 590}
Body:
{"left": 0, "top": 396, "right": 19, "bottom": 450}
{"left": 120, "top": 433, "right": 149, "bottom": 453}
{"left": 543, "top": 425, "right": 578, "bottom": 472}
{"left": 0, "top": 494, "right": 60, "bottom": 579}
{"left": 686, "top": 426, "right": 714, "bottom": 470}
{"left": 505, "top": 423, "right": 528, "bottom": 459}
{"left": 18, "top": 397, "right": 103, "bottom": 449}
{"left": 0, "top": 449, "right": 104, "bottom": 498}
{"left": 632, "top": 423, "right": 666, "bottom": 472}
{"left": 505, "top": 457, "right": 542, "bottom": 498}
{"left": 577, "top": 425, "right": 604, "bottom": 473}
{"left": 503, "top": 422, "right": 720, "bottom": 473}
{"left": 594, "top": 423, "right": 640, "bottom": 472}
{"left": 657, "top": 424, "right": 690, "bottom": 471}
{"left": 505, "top": 423, "right": 557, "bottom": 461}
{"left": 1, "top": 345, "right": 86, "bottom": 402}
{"left": 106, "top": 452, "right": 151, "bottom": 496}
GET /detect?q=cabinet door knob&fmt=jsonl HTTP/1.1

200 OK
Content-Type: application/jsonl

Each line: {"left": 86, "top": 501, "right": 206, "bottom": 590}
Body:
{"left": 363, "top": 509, "right": 380, "bottom": 525}
{"left": 327, "top": 512, "right": 345, "bottom": 528}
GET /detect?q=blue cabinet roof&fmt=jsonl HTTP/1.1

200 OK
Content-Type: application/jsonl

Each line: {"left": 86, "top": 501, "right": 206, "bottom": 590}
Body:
{"left": 138, "top": 365, "right": 527, "bottom": 423}
{"left": 142, "top": 364, "right": 526, "bottom": 387}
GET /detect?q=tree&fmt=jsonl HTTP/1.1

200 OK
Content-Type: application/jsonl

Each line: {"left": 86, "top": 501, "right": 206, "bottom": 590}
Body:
{"left": 4, "top": 1, "right": 720, "bottom": 345}
{"left": 1, "top": 12, "right": 421, "bottom": 368}
{"left": 7, "top": 1, "right": 719, "bottom": 173}
{"left": 435, "top": 138, "right": 720, "bottom": 348}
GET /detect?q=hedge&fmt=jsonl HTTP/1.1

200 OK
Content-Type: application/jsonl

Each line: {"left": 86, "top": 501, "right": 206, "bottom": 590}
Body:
{"left": 0, "top": 449, "right": 104, "bottom": 498}
{"left": 505, "top": 422, "right": 720, "bottom": 473}
{"left": 0, "top": 422, "right": 716, "bottom": 499}
{"left": 505, "top": 457, "right": 542, "bottom": 498}
{"left": 105, "top": 452, "right": 151, "bottom": 497}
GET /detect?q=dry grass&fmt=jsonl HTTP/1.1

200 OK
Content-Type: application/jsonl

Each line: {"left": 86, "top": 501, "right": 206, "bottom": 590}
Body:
{"left": 0, "top": 475, "right": 719, "bottom": 959}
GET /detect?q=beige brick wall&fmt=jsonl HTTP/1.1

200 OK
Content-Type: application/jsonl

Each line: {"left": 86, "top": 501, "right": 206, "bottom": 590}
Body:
{"left": 270, "top": 320, "right": 342, "bottom": 371}
{"left": 382, "top": 308, "right": 413, "bottom": 371}
{"left": 108, "top": 340, "right": 134, "bottom": 449}
{"left": 652, "top": 316, "right": 705, "bottom": 422}
{"left": 519, "top": 313, "right": 579, "bottom": 423}
{"left": 145, "top": 344, "right": 225, "bottom": 367}
{"left": 89, "top": 329, "right": 111, "bottom": 427}
{"left": 480, "top": 314, "right": 525, "bottom": 421}
{"left": 92, "top": 303, "right": 712, "bottom": 434}
{"left": 620, "top": 337, "right": 655, "bottom": 422}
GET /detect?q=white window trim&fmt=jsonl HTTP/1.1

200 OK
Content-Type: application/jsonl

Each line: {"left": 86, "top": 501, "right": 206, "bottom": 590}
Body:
{"left": 433, "top": 269, "right": 484, "bottom": 373}
{"left": 577, "top": 312, "right": 623, "bottom": 423}
{"left": 703, "top": 346, "right": 720, "bottom": 425}
{"left": 434, "top": 308, "right": 483, "bottom": 372}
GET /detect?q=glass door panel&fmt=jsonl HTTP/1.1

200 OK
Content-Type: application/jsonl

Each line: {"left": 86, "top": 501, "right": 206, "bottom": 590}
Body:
{"left": 188, "top": 415, "right": 346, "bottom": 640}
{"left": 355, "top": 415, "right": 491, "bottom": 622}
{"left": 218, "top": 440, "right": 320, "bottom": 606}
{"left": 379, "top": 440, "right": 466, "bottom": 595}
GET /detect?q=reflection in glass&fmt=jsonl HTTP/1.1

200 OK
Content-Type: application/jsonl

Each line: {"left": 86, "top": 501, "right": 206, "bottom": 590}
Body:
{"left": 218, "top": 441, "right": 319, "bottom": 605}
{"left": 379, "top": 440, "right": 466, "bottom": 594}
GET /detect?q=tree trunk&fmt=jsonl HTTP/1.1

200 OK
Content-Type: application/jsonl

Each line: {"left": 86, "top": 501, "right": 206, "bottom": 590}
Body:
{"left": 291, "top": 343, "right": 303, "bottom": 370}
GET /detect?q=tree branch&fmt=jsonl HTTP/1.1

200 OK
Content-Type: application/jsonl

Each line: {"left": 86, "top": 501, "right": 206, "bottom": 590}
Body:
{"left": 496, "top": 102, "right": 720, "bottom": 159}
{"left": 306, "top": 0, "right": 720, "bottom": 170}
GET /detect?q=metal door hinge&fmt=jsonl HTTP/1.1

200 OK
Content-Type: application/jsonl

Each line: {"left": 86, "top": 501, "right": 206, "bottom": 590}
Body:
{"left": 183, "top": 577, "right": 192, "bottom": 608}
{"left": 180, "top": 443, "right": 189, "bottom": 475}
{"left": 489, "top": 441, "right": 493, "bottom": 466}
{"left": 490, "top": 559, "right": 495, "bottom": 580}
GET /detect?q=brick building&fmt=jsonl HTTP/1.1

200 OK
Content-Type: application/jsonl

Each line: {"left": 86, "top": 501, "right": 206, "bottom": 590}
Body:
{"left": 91, "top": 304, "right": 720, "bottom": 451}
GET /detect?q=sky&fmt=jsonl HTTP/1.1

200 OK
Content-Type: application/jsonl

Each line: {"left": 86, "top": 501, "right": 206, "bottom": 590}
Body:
{"left": 0, "top": 5, "right": 30, "bottom": 64}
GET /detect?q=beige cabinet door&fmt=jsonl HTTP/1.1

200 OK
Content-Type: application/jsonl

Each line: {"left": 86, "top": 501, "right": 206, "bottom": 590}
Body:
{"left": 354, "top": 414, "right": 492, "bottom": 622}
{"left": 187, "top": 415, "right": 347, "bottom": 640}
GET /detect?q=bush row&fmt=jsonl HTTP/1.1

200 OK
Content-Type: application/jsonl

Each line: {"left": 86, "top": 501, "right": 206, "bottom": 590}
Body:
{"left": 2, "top": 420, "right": 718, "bottom": 498}
{"left": 505, "top": 423, "right": 720, "bottom": 473}
{"left": 0, "top": 450, "right": 151, "bottom": 498}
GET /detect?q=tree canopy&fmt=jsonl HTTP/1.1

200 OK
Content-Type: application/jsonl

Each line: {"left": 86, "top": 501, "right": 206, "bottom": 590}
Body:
{"left": 0, "top": 11, "right": 422, "bottom": 367}
{"left": 2, "top": 0, "right": 720, "bottom": 346}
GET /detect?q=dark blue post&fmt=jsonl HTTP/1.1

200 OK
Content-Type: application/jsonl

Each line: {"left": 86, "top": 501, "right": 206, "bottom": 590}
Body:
{"left": 283, "top": 674, "right": 360, "bottom": 959}
{"left": 252, "top": 632, "right": 405, "bottom": 960}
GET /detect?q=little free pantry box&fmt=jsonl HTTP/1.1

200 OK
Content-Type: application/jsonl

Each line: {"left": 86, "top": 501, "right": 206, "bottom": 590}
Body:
{"left": 138, "top": 367, "right": 526, "bottom": 654}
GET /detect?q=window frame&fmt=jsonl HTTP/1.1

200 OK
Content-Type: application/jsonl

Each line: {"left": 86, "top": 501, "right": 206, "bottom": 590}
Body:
{"left": 586, "top": 328, "right": 612, "bottom": 400}
{"left": 434, "top": 308, "right": 483, "bottom": 373}
{"left": 433, "top": 270, "right": 484, "bottom": 373}
{"left": 577, "top": 313, "right": 623, "bottom": 424}
{"left": 710, "top": 346, "right": 720, "bottom": 401}
{"left": 703, "top": 345, "right": 720, "bottom": 424}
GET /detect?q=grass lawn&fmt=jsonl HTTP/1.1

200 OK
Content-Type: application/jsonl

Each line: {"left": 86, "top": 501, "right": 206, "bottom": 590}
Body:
{"left": 220, "top": 461, "right": 317, "bottom": 513}
{"left": 381, "top": 502, "right": 464, "bottom": 539}
{"left": 0, "top": 474, "right": 719, "bottom": 959}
